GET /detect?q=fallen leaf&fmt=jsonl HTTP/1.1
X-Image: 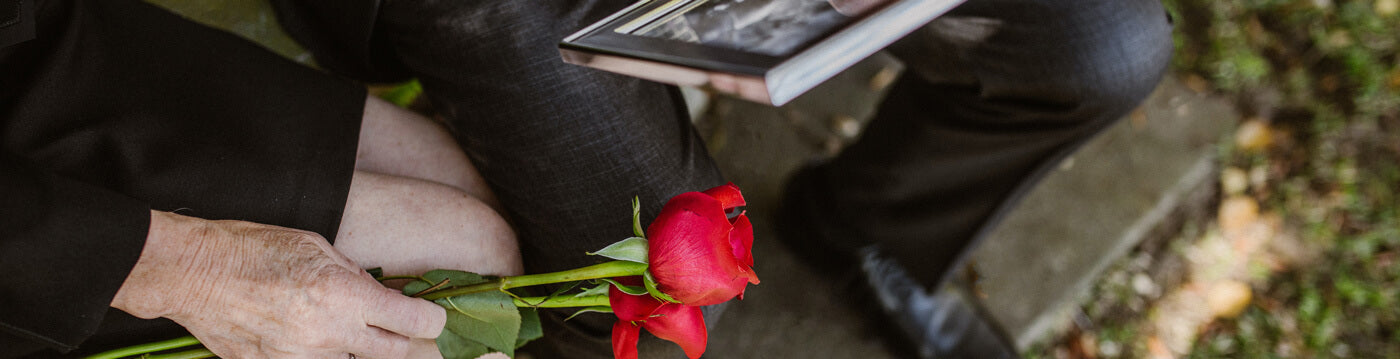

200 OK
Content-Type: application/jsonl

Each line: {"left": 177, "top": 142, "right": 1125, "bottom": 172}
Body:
{"left": 1146, "top": 336, "right": 1174, "bottom": 359}
{"left": 1184, "top": 74, "right": 1211, "bottom": 93}
{"left": 1131, "top": 107, "right": 1149, "bottom": 130}
{"left": 1075, "top": 332, "right": 1099, "bottom": 359}
{"left": 1378, "top": 0, "right": 1399, "bottom": 16}
{"left": 1234, "top": 119, "right": 1273, "bottom": 152}
{"left": 1206, "top": 280, "right": 1253, "bottom": 319}
{"left": 1219, "top": 196, "right": 1260, "bottom": 235}
{"left": 1221, "top": 167, "right": 1250, "bottom": 195}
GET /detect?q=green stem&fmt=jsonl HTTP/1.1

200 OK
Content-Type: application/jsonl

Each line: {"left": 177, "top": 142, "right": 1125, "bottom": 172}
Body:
{"left": 83, "top": 336, "right": 200, "bottom": 359}
{"left": 422, "top": 261, "right": 647, "bottom": 300}
{"left": 513, "top": 295, "right": 610, "bottom": 308}
{"left": 147, "top": 348, "right": 216, "bottom": 359}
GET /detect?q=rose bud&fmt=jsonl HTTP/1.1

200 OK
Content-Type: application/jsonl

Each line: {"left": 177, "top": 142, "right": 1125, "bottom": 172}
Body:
{"left": 647, "top": 183, "right": 759, "bottom": 306}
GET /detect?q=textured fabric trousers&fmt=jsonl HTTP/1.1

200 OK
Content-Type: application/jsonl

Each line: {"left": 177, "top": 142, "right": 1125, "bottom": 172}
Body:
{"left": 792, "top": 0, "right": 1176, "bottom": 289}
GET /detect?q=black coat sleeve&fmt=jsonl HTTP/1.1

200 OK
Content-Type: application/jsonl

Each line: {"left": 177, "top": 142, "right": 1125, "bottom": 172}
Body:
{"left": 0, "top": 150, "right": 151, "bottom": 356}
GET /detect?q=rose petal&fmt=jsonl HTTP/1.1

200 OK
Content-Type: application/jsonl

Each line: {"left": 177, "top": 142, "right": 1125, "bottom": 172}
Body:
{"left": 610, "top": 276, "right": 663, "bottom": 321}
{"left": 647, "top": 192, "right": 748, "bottom": 305}
{"left": 729, "top": 214, "right": 755, "bottom": 269}
{"left": 641, "top": 304, "right": 708, "bottom": 359}
{"left": 612, "top": 320, "right": 641, "bottom": 359}
{"left": 701, "top": 182, "right": 746, "bottom": 210}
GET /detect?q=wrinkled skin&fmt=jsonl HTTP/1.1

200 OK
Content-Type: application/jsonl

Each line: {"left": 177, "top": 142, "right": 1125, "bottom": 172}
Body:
{"left": 112, "top": 211, "right": 446, "bottom": 358}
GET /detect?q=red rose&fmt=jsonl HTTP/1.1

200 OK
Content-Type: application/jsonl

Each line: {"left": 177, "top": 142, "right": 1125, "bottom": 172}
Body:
{"left": 646, "top": 183, "right": 759, "bottom": 306}
{"left": 609, "top": 277, "right": 707, "bottom": 359}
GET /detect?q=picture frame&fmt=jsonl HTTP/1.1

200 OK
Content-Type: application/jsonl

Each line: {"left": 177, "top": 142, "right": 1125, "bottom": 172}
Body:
{"left": 560, "top": 0, "right": 965, "bottom": 105}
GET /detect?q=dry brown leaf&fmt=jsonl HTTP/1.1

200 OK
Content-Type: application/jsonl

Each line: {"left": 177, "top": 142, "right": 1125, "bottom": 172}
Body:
{"left": 1184, "top": 74, "right": 1211, "bottom": 93}
{"left": 1378, "top": 0, "right": 1399, "bottom": 15}
{"left": 1146, "top": 336, "right": 1174, "bottom": 359}
{"left": 1206, "top": 280, "right": 1253, "bottom": 319}
{"left": 1221, "top": 167, "right": 1250, "bottom": 195}
{"left": 1131, "top": 107, "right": 1149, "bottom": 130}
{"left": 1218, "top": 196, "right": 1260, "bottom": 235}
{"left": 1234, "top": 119, "right": 1273, "bottom": 152}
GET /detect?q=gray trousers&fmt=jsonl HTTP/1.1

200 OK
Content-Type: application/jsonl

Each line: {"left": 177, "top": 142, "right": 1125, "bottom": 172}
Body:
{"left": 280, "top": 0, "right": 1173, "bottom": 357}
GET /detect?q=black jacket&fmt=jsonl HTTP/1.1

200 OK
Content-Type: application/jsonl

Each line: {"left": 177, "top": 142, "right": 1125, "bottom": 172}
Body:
{"left": 1, "top": 0, "right": 366, "bottom": 356}
{"left": 2, "top": 1, "right": 151, "bottom": 356}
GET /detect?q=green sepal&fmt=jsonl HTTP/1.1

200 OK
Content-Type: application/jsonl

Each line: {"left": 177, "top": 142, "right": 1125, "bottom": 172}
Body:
{"left": 365, "top": 267, "right": 384, "bottom": 279}
{"left": 564, "top": 306, "right": 616, "bottom": 321}
{"left": 515, "top": 281, "right": 582, "bottom": 307}
{"left": 598, "top": 278, "right": 648, "bottom": 296}
{"left": 632, "top": 196, "right": 645, "bottom": 238}
{"left": 575, "top": 283, "right": 612, "bottom": 298}
{"left": 643, "top": 272, "right": 680, "bottom": 303}
{"left": 587, "top": 237, "right": 649, "bottom": 264}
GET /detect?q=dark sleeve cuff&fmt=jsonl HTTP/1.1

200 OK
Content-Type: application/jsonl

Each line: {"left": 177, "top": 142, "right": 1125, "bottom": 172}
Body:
{"left": 0, "top": 150, "right": 150, "bottom": 353}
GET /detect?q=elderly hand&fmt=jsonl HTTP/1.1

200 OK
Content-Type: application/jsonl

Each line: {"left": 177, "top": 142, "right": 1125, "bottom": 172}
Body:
{"left": 112, "top": 211, "right": 446, "bottom": 358}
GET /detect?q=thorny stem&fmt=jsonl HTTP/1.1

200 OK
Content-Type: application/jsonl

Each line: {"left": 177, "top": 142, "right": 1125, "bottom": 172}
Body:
{"left": 513, "top": 295, "right": 610, "bottom": 308}
{"left": 83, "top": 336, "right": 200, "bottom": 359}
{"left": 409, "top": 278, "right": 452, "bottom": 298}
{"left": 421, "top": 261, "right": 648, "bottom": 300}
{"left": 145, "top": 348, "right": 216, "bottom": 359}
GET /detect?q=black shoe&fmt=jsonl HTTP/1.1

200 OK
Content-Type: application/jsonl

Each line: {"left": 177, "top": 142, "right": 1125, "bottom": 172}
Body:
{"left": 776, "top": 165, "right": 1022, "bottom": 359}
{"left": 854, "top": 246, "right": 1021, "bottom": 359}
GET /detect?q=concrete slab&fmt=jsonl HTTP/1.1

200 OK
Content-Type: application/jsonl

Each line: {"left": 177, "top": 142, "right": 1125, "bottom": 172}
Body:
{"left": 966, "top": 79, "right": 1237, "bottom": 349}
{"left": 702, "top": 77, "right": 1237, "bottom": 357}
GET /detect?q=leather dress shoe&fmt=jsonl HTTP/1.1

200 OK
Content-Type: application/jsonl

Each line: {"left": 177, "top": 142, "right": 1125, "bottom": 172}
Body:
{"left": 776, "top": 165, "right": 1021, "bottom": 359}
{"left": 854, "top": 246, "right": 1020, "bottom": 359}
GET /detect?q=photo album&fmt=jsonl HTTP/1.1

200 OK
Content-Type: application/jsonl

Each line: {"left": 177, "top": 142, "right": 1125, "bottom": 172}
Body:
{"left": 560, "top": 0, "right": 965, "bottom": 105}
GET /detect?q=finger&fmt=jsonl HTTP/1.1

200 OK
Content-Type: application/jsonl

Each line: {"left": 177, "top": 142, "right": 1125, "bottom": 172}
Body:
{"left": 346, "top": 326, "right": 413, "bottom": 359}
{"left": 363, "top": 287, "right": 446, "bottom": 339}
{"left": 405, "top": 338, "right": 445, "bottom": 359}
